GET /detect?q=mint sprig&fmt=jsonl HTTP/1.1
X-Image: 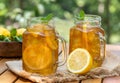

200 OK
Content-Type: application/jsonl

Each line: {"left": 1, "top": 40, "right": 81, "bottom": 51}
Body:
{"left": 75, "top": 10, "right": 85, "bottom": 20}
{"left": 40, "top": 14, "right": 53, "bottom": 24}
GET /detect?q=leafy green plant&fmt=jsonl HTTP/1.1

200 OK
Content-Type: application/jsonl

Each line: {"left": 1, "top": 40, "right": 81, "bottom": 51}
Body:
{"left": 0, "top": 29, "right": 22, "bottom": 42}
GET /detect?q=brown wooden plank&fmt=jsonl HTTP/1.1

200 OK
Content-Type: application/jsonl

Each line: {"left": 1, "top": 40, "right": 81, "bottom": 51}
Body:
{"left": 0, "top": 59, "right": 10, "bottom": 74}
{"left": 103, "top": 76, "right": 120, "bottom": 83}
{"left": 81, "top": 78, "right": 102, "bottom": 83}
{"left": 15, "top": 78, "right": 32, "bottom": 83}
{"left": 0, "top": 70, "right": 18, "bottom": 83}
{"left": 0, "top": 58, "right": 2, "bottom": 60}
{"left": 0, "top": 58, "right": 19, "bottom": 74}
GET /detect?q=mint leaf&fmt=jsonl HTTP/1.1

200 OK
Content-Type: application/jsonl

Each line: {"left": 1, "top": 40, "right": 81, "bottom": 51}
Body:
{"left": 10, "top": 29, "right": 17, "bottom": 37}
{"left": 41, "top": 14, "right": 53, "bottom": 24}
{"left": 79, "top": 10, "right": 85, "bottom": 20}
{"left": 75, "top": 10, "right": 85, "bottom": 20}
{"left": 45, "top": 14, "right": 53, "bottom": 21}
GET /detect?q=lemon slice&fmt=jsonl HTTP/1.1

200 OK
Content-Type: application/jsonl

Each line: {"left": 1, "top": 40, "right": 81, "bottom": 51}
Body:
{"left": 67, "top": 48, "right": 93, "bottom": 74}
{"left": 44, "top": 30, "right": 58, "bottom": 50}
{"left": 23, "top": 44, "right": 53, "bottom": 70}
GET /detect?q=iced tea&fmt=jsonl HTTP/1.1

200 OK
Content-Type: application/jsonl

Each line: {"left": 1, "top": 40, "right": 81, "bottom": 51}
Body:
{"left": 22, "top": 24, "right": 59, "bottom": 75}
{"left": 69, "top": 15, "right": 105, "bottom": 68}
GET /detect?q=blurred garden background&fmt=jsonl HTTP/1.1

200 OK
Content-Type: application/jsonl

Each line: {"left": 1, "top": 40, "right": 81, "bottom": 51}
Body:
{"left": 0, "top": 0, "right": 120, "bottom": 43}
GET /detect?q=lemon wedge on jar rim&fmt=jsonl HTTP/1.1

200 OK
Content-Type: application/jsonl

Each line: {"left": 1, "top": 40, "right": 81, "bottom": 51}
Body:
{"left": 67, "top": 48, "right": 93, "bottom": 74}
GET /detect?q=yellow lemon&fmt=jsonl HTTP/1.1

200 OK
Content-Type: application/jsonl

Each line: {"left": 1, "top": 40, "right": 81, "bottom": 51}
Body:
{"left": 67, "top": 48, "right": 93, "bottom": 74}
{"left": 23, "top": 44, "right": 53, "bottom": 70}
{"left": 17, "top": 28, "right": 26, "bottom": 36}
{"left": 0, "top": 27, "right": 10, "bottom": 36}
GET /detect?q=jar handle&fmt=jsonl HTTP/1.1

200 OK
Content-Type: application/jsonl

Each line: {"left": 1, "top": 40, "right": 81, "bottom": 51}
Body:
{"left": 57, "top": 35, "right": 67, "bottom": 66}
{"left": 98, "top": 32, "right": 106, "bottom": 60}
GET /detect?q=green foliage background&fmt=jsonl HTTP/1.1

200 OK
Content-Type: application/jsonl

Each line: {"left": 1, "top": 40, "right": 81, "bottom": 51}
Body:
{"left": 0, "top": 0, "right": 120, "bottom": 43}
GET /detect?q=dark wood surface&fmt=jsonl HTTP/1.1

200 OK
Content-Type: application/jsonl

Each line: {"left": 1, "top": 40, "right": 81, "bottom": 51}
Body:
{"left": 0, "top": 45, "right": 120, "bottom": 83}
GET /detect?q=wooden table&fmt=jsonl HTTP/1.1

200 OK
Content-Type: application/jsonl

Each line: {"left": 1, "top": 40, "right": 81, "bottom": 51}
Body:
{"left": 0, "top": 45, "right": 120, "bottom": 83}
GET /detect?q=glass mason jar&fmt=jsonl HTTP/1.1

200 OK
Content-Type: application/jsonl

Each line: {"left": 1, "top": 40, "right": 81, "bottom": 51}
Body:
{"left": 69, "top": 15, "right": 105, "bottom": 68}
{"left": 22, "top": 17, "right": 67, "bottom": 76}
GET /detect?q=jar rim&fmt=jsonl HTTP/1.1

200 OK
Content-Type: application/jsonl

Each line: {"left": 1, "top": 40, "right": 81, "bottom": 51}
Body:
{"left": 28, "top": 17, "right": 50, "bottom": 23}
{"left": 27, "top": 17, "right": 55, "bottom": 28}
{"left": 75, "top": 14, "right": 101, "bottom": 23}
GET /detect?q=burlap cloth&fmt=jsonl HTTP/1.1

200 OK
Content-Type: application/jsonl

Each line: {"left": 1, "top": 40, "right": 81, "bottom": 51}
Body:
{"left": 6, "top": 50, "right": 120, "bottom": 83}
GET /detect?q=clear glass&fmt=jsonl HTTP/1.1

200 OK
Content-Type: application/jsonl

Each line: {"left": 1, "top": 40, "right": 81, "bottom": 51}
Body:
{"left": 69, "top": 15, "right": 105, "bottom": 68}
{"left": 22, "top": 17, "right": 67, "bottom": 76}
